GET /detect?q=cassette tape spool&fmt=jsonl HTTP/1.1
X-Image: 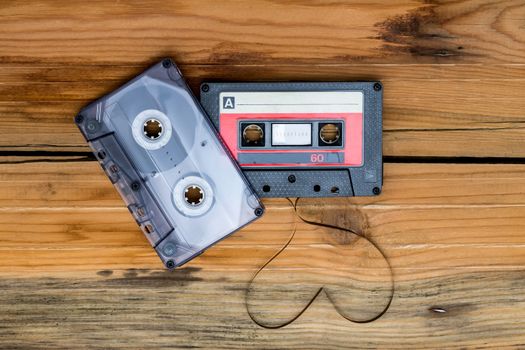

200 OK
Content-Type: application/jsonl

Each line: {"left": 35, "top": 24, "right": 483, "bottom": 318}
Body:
{"left": 199, "top": 82, "right": 383, "bottom": 198}
{"left": 75, "top": 59, "right": 263, "bottom": 269}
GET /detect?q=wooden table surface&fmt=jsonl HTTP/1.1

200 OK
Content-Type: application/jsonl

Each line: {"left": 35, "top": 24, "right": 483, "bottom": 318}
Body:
{"left": 1, "top": 0, "right": 525, "bottom": 348}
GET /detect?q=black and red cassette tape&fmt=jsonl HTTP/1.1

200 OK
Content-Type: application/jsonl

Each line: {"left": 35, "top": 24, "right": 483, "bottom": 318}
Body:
{"left": 200, "top": 82, "right": 383, "bottom": 198}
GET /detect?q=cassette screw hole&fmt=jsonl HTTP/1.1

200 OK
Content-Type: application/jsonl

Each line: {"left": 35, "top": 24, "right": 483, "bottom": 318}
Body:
{"left": 143, "top": 119, "right": 163, "bottom": 140}
{"left": 288, "top": 175, "right": 296, "bottom": 183}
{"left": 314, "top": 184, "right": 321, "bottom": 192}
{"left": 131, "top": 181, "right": 141, "bottom": 191}
{"left": 331, "top": 186, "right": 339, "bottom": 194}
{"left": 254, "top": 207, "right": 264, "bottom": 216}
{"left": 201, "top": 84, "right": 210, "bottom": 93}
{"left": 374, "top": 82, "right": 382, "bottom": 91}
{"left": 185, "top": 185, "right": 204, "bottom": 206}
{"left": 162, "top": 59, "right": 171, "bottom": 68}
{"left": 166, "top": 260, "right": 175, "bottom": 269}
{"left": 97, "top": 151, "right": 106, "bottom": 160}
{"left": 320, "top": 124, "right": 341, "bottom": 144}
{"left": 75, "top": 115, "right": 84, "bottom": 124}
{"left": 262, "top": 185, "right": 271, "bottom": 193}
{"left": 373, "top": 187, "right": 381, "bottom": 195}
{"left": 243, "top": 124, "right": 264, "bottom": 145}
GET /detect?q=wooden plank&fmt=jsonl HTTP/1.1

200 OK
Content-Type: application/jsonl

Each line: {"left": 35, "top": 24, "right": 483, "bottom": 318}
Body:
{"left": 0, "top": 64, "right": 524, "bottom": 156}
{"left": 3, "top": 159, "right": 525, "bottom": 272}
{"left": 3, "top": 65, "right": 524, "bottom": 102}
{"left": 1, "top": 0, "right": 524, "bottom": 65}
{"left": 0, "top": 270, "right": 524, "bottom": 349}
{"left": 4, "top": 158, "right": 525, "bottom": 207}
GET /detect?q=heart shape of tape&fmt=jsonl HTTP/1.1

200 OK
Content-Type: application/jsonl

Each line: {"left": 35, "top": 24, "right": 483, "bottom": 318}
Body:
{"left": 245, "top": 198, "right": 394, "bottom": 328}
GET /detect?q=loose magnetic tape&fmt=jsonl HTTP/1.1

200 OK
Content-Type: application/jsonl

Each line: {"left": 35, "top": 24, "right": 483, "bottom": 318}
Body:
{"left": 199, "top": 82, "right": 383, "bottom": 198}
{"left": 75, "top": 59, "right": 264, "bottom": 269}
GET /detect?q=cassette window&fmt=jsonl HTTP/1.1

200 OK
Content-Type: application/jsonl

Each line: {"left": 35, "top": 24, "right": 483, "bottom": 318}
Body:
{"left": 271, "top": 123, "right": 312, "bottom": 146}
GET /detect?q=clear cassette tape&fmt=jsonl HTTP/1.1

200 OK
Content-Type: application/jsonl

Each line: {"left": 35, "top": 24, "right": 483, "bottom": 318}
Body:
{"left": 75, "top": 59, "right": 264, "bottom": 268}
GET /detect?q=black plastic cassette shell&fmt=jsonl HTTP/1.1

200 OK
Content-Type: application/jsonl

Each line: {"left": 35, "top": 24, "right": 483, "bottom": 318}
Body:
{"left": 200, "top": 82, "right": 383, "bottom": 198}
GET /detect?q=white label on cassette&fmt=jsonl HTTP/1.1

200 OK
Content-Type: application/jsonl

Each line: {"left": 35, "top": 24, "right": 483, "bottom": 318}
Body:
{"left": 271, "top": 123, "right": 312, "bottom": 146}
{"left": 219, "top": 91, "right": 363, "bottom": 114}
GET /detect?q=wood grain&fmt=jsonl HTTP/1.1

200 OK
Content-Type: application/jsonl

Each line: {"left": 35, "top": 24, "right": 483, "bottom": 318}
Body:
{"left": 1, "top": 158, "right": 525, "bottom": 347}
{"left": 2, "top": 159, "right": 525, "bottom": 278}
{"left": 1, "top": 271, "right": 524, "bottom": 349}
{"left": 0, "top": 0, "right": 524, "bottom": 156}
{"left": 1, "top": 0, "right": 524, "bottom": 65}
{"left": 2, "top": 0, "right": 525, "bottom": 348}
{"left": 1, "top": 64, "right": 525, "bottom": 156}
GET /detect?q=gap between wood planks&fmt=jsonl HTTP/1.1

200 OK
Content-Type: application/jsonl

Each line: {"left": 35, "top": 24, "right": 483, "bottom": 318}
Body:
{"left": 3, "top": 151, "right": 525, "bottom": 165}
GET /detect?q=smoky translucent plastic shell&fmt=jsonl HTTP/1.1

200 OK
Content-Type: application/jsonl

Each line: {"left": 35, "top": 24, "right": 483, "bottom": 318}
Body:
{"left": 75, "top": 59, "right": 263, "bottom": 268}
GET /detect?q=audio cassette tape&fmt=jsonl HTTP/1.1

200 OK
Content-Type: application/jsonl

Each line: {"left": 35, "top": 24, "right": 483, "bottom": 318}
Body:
{"left": 199, "top": 82, "right": 383, "bottom": 198}
{"left": 75, "top": 59, "right": 263, "bottom": 269}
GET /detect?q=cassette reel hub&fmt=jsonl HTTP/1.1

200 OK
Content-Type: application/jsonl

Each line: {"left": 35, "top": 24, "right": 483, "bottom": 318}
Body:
{"left": 132, "top": 109, "right": 172, "bottom": 150}
{"left": 173, "top": 176, "right": 214, "bottom": 217}
{"left": 143, "top": 119, "right": 163, "bottom": 140}
{"left": 185, "top": 185, "right": 204, "bottom": 206}
{"left": 319, "top": 123, "right": 341, "bottom": 144}
{"left": 243, "top": 124, "right": 264, "bottom": 145}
